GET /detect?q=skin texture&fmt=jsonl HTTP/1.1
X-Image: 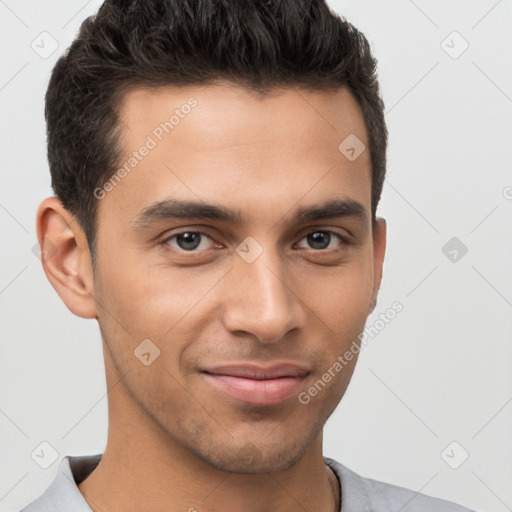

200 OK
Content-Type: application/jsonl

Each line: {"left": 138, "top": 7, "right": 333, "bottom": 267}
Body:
{"left": 37, "top": 82, "right": 386, "bottom": 512}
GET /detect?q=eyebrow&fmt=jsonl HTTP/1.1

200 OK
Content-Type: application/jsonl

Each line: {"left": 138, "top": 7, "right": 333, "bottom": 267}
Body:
{"left": 131, "top": 197, "right": 368, "bottom": 230}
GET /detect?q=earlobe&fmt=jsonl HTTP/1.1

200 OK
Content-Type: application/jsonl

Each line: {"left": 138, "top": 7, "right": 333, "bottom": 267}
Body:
{"left": 36, "top": 197, "right": 98, "bottom": 319}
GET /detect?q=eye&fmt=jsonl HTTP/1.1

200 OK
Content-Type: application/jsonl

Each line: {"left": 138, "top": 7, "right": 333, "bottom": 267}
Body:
{"left": 296, "top": 230, "right": 346, "bottom": 250}
{"left": 162, "top": 228, "right": 348, "bottom": 254}
{"left": 163, "top": 231, "right": 216, "bottom": 252}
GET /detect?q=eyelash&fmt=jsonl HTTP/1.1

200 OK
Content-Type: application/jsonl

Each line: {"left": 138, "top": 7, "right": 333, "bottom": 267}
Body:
{"left": 161, "top": 229, "right": 350, "bottom": 254}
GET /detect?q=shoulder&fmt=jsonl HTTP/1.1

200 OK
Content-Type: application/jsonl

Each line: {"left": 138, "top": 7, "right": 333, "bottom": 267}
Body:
{"left": 324, "top": 457, "right": 477, "bottom": 512}
{"left": 19, "top": 454, "right": 102, "bottom": 512}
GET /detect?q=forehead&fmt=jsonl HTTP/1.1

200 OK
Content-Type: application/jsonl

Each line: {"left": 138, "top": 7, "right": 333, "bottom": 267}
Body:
{"left": 119, "top": 82, "right": 368, "bottom": 151}
{"left": 100, "top": 83, "right": 371, "bottom": 228}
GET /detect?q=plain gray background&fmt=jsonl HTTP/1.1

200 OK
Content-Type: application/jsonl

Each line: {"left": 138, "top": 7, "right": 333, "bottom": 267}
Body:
{"left": 1, "top": 1, "right": 511, "bottom": 511}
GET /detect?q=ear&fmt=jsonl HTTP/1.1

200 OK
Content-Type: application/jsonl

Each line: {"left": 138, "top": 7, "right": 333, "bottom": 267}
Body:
{"left": 36, "top": 196, "right": 98, "bottom": 319}
{"left": 369, "top": 217, "right": 387, "bottom": 312}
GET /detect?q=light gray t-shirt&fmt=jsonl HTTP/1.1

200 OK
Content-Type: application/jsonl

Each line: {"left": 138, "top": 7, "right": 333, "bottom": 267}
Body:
{"left": 20, "top": 453, "right": 476, "bottom": 511}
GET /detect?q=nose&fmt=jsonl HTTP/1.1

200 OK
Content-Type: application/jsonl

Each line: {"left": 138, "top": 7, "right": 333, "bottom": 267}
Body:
{"left": 221, "top": 245, "right": 306, "bottom": 344}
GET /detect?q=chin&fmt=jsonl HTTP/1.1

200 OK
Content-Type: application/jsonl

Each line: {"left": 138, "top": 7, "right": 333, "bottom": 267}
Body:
{"left": 191, "top": 438, "right": 310, "bottom": 474}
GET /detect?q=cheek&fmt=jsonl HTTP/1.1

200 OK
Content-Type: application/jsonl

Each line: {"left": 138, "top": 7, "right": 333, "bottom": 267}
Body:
{"left": 296, "top": 253, "right": 374, "bottom": 335}
{"left": 94, "top": 250, "right": 229, "bottom": 350}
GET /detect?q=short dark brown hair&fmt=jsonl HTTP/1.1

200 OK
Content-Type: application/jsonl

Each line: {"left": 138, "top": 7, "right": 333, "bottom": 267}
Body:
{"left": 45, "top": 0, "right": 387, "bottom": 261}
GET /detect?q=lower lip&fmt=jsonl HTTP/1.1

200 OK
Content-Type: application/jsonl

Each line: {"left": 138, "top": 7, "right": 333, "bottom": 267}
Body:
{"left": 202, "top": 373, "right": 307, "bottom": 405}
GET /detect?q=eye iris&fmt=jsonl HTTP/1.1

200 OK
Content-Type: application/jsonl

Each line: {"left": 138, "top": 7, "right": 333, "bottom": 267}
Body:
{"left": 177, "top": 232, "right": 201, "bottom": 250}
{"left": 308, "top": 231, "right": 330, "bottom": 249}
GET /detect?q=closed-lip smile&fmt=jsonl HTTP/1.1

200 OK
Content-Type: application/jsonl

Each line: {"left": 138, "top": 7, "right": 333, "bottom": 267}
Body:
{"left": 201, "top": 363, "right": 311, "bottom": 405}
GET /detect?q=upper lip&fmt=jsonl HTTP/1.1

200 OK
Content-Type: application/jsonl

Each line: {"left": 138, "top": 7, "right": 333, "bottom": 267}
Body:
{"left": 202, "top": 363, "right": 311, "bottom": 380}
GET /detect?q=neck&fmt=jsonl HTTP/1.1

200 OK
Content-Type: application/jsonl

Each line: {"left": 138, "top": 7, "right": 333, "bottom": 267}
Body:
{"left": 79, "top": 430, "right": 339, "bottom": 512}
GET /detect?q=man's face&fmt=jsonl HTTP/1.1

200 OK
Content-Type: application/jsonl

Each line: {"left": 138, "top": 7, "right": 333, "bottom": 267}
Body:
{"left": 92, "top": 83, "right": 385, "bottom": 473}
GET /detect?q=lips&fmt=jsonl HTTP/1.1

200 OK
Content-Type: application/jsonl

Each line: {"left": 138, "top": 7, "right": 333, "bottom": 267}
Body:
{"left": 201, "top": 363, "right": 310, "bottom": 405}
{"left": 204, "top": 364, "right": 310, "bottom": 380}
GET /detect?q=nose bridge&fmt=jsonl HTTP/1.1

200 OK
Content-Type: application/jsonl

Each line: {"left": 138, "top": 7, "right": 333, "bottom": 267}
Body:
{"left": 222, "top": 240, "right": 304, "bottom": 343}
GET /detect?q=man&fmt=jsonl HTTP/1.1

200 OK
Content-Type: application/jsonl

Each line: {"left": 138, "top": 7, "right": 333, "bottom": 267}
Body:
{"left": 22, "top": 0, "right": 476, "bottom": 511}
